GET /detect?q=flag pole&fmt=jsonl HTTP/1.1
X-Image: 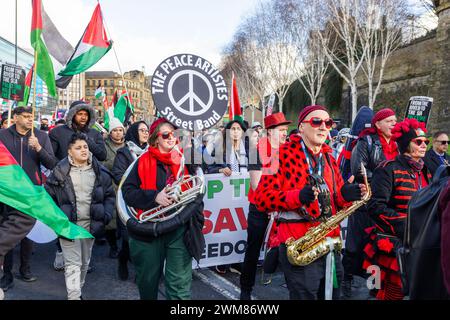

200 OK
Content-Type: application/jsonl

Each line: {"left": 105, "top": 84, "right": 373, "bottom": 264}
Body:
{"left": 99, "top": 1, "right": 130, "bottom": 106}
{"left": 6, "top": 100, "right": 13, "bottom": 128}
{"left": 31, "top": 48, "right": 38, "bottom": 135}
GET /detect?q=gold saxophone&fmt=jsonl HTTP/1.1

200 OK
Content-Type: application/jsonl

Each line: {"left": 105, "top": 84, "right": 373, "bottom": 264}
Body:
{"left": 285, "top": 164, "right": 371, "bottom": 266}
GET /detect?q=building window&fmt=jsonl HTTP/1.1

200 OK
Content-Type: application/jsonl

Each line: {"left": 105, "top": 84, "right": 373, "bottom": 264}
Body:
{"left": 104, "top": 80, "right": 108, "bottom": 86}
{"left": 87, "top": 80, "right": 90, "bottom": 86}
{"left": 110, "top": 80, "right": 114, "bottom": 86}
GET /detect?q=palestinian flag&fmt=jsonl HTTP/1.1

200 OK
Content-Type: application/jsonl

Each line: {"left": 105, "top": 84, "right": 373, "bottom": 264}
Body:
{"left": 0, "top": 141, "right": 93, "bottom": 240}
{"left": 31, "top": 0, "right": 57, "bottom": 97}
{"left": 113, "top": 91, "right": 134, "bottom": 124}
{"left": 95, "top": 85, "right": 105, "bottom": 99}
{"left": 18, "top": 65, "right": 34, "bottom": 107}
{"left": 228, "top": 73, "right": 243, "bottom": 122}
{"left": 58, "top": 4, "right": 112, "bottom": 76}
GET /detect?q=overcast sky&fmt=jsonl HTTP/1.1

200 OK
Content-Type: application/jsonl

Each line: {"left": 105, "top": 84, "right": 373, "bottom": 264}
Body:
{"left": 1, "top": 0, "right": 437, "bottom": 76}
{"left": 0, "top": 0, "right": 259, "bottom": 74}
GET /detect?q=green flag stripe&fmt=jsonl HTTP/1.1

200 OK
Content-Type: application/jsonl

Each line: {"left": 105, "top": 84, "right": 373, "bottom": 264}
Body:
{"left": 30, "top": 29, "right": 57, "bottom": 97}
{"left": 0, "top": 165, "right": 92, "bottom": 239}
{"left": 59, "top": 44, "right": 112, "bottom": 76}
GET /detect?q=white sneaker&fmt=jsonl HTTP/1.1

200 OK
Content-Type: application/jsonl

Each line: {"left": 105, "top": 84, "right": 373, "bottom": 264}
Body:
{"left": 53, "top": 251, "right": 65, "bottom": 271}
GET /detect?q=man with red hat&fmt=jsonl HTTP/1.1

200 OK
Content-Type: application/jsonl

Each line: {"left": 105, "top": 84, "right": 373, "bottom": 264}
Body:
{"left": 342, "top": 108, "right": 398, "bottom": 298}
{"left": 254, "top": 105, "right": 367, "bottom": 300}
{"left": 240, "top": 112, "right": 291, "bottom": 300}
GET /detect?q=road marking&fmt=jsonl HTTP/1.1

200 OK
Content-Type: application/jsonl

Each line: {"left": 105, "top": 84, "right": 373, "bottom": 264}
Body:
{"left": 193, "top": 268, "right": 258, "bottom": 300}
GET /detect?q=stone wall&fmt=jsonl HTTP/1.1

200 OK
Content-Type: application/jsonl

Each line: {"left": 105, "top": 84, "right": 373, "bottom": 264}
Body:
{"left": 340, "top": 32, "right": 439, "bottom": 128}
{"left": 338, "top": 1, "right": 450, "bottom": 133}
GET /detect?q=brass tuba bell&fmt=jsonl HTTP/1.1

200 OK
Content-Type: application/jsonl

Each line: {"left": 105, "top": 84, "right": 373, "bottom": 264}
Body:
{"left": 116, "top": 145, "right": 205, "bottom": 226}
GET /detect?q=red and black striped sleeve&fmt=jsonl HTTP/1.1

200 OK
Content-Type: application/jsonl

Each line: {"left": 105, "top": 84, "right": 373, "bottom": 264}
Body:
{"left": 367, "top": 165, "right": 407, "bottom": 239}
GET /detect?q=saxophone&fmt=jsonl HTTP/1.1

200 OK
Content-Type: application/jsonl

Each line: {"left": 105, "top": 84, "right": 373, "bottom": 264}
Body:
{"left": 285, "top": 163, "right": 371, "bottom": 266}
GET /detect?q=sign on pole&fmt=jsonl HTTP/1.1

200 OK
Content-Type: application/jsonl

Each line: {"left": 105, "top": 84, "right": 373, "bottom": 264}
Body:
{"left": 151, "top": 54, "right": 228, "bottom": 131}
{"left": 1, "top": 63, "right": 26, "bottom": 101}
{"left": 404, "top": 96, "right": 433, "bottom": 127}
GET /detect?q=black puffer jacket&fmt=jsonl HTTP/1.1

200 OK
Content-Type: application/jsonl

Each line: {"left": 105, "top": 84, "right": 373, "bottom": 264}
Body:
{"left": 44, "top": 156, "right": 115, "bottom": 238}
{"left": 350, "top": 134, "right": 386, "bottom": 183}
{"left": 111, "top": 121, "right": 148, "bottom": 185}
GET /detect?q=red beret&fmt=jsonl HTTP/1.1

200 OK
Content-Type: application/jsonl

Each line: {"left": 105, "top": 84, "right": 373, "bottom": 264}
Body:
{"left": 371, "top": 108, "right": 396, "bottom": 126}
{"left": 298, "top": 105, "right": 328, "bottom": 124}
{"left": 149, "top": 117, "right": 170, "bottom": 135}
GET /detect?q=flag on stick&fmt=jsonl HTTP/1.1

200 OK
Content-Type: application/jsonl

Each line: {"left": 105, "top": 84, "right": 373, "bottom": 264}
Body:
{"left": 18, "top": 65, "right": 34, "bottom": 107}
{"left": 58, "top": 4, "right": 112, "bottom": 76}
{"left": 228, "top": 73, "right": 243, "bottom": 122}
{"left": 0, "top": 141, "right": 93, "bottom": 240}
{"left": 31, "top": 0, "right": 57, "bottom": 97}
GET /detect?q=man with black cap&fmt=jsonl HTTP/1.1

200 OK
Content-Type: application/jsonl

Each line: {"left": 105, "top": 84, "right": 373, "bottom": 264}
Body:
{"left": 240, "top": 112, "right": 291, "bottom": 300}
{"left": 49, "top": 100, "right": 107, "bottom": 162}
{"left": 254, "top": 105, "right": 367, "bottom": 300}
{"left": 0, "top": 106, "right": 58, "bottom": 291}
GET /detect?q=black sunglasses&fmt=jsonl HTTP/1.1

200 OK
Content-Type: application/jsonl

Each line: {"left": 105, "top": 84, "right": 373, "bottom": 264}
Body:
{"left": 435, "top": 140, "right": 450, "bottom": 145}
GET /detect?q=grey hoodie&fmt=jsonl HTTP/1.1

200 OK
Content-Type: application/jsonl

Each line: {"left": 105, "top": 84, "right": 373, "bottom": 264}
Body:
{"left": 68, "top": 154, "right": 96, "bottom": 230}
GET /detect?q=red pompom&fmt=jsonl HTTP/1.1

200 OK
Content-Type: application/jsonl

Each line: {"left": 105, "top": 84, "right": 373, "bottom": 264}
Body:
{"left": 391, "top": 118, "right": 427, "bottom": 141}
{"left": 377, "top": 238, "right": 394, "bottom": 253}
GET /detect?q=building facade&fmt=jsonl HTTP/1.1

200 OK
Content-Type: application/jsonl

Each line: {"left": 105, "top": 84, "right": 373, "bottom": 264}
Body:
{"left": 0, "top": 35, "right": 57, "bottom": 116}
{"left": 57, "top": 73, "right": 85, "bottom": 110}
{"left": 85, "top": 70, "right": 154, "bottom": 122}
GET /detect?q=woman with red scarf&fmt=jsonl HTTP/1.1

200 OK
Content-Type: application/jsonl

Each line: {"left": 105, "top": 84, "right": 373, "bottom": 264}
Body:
{"left": 121, "top": 118, "right": 203, "bottom": 300}
{"left": 342, "top": 108, "right": 398, "bottom": 298}
{"left": 363, "top": 118, "right": 431, "bottom": 300}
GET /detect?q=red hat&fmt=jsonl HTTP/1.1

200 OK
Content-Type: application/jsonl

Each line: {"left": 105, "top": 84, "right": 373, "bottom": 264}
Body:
{"left": 264, "top": 112, "right": 292, "bottom": 129}
{"left": 391, "top": 118, "right": 427, "bottom": 153}
{"left": 297, "top": 105, "right": 328, "bottom": 124}
{"left": 149, "top": 117, "right": 170, "bottom": 135}
{"left": 371, "top": 108, "right": 396, "bottom": 126}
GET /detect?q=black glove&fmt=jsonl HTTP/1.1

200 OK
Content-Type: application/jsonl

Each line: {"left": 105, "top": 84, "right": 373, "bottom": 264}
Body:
{"left": 341, "top": 183, "right": 362, "bottom": 202}
{"left": 299, "top": 185, "right": 316, "bottom": 205}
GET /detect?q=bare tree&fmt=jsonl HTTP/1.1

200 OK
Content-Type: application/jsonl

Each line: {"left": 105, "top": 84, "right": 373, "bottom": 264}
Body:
{"left": 359, "top": 0, "right": 409, "bottom": 109}
{"left": 290, "top": 0, "right": 335, "bottom": 105}
{"left": 222, "top": 28, "right": 270, "bottom": 121}
{"left": 317, "top": 0, "right": 370, "bottom": 121}
{"left": 245, "top": 0, "right": 300, "bottom": 113}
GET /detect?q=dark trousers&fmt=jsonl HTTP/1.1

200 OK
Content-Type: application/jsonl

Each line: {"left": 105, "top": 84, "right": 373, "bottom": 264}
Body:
{"left": 3, "top": 237, "right": 34, "bottom": 275}
{"left": 129, "top": 226, "right": 192, "bottom": 300}
{"left": 0, "top": 207, "right": 36, "bottom": 266}
{"left": 240, "top": 205, "right": 269, "bottom": 291}
{"left": 279, "top": 244, "right": 344, "bottom": 300}
{"left": 342, "top": 206, "right": 373, "bottom": 277}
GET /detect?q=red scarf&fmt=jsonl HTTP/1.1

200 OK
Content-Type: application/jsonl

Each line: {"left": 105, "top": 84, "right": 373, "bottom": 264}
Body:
{"left": 137, "top": 146, "right": 189, "bottom": 191}
{"left": 378, "top": 130, "right": 398, "bottom": 160}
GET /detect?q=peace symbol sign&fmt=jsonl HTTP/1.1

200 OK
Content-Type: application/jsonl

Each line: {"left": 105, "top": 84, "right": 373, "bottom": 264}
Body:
{"left": 168, "top": 70, "right": 214, "bottom": 116}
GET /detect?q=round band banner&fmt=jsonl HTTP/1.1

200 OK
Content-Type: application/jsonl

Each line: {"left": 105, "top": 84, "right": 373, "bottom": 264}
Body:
{"left": 151, "top": 54, "right": 228, "bottom": 131}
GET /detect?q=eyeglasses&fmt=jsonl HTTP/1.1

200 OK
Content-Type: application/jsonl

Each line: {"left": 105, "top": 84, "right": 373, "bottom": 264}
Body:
{"left": 138, "top": 129, "right": 149, "bottom": 134}
{"left": 411, "top": 138, "right": 430, "bottom": 146}
{"left": 157, "top": 131, "right": 175, "bottom": 140}
{"left": 302, "top": 117, "right": 334, "bottom": 129}
{"left": 435, "top": 140, "right": 450, "bottom": 145}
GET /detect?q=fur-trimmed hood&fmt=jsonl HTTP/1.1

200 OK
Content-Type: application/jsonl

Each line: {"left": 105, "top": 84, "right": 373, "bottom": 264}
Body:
{"left": 65, "top": 101, "right": 96, "bottom": 129}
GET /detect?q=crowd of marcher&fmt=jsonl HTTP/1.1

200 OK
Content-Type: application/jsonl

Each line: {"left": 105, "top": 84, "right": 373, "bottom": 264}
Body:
{"left": 0, "top": 101, "right": 449, "bottom": 301}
